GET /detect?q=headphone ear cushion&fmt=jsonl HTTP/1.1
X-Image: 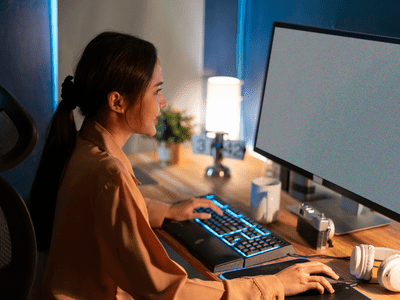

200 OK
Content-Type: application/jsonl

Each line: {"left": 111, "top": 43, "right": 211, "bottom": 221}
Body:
{"left": 377, "top": 254, "right": 400, "bottom": 292}
{"left": 350, "top": 245, "right": 362, "bottom": 277}
{"left": 350, "top": 244, "right": 375, "bottom": 280}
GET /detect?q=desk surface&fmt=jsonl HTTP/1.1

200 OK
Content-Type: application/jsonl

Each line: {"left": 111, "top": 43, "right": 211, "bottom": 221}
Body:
{"left": 128, "top": 147, "right": 400, "bottom": 299}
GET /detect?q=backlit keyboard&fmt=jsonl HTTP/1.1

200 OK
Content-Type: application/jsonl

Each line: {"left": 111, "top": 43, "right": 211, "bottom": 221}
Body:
{"left": 163, "top": 194, "right": 296, "bottom": 272}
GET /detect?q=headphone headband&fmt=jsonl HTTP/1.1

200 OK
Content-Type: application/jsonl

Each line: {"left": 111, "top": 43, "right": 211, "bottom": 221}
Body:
{"left": 374, "top": 247, "right": 400, "bottom": 261}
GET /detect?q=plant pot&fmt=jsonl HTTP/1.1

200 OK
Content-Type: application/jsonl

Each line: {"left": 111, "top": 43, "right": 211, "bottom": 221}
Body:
{"left": 158, "top": 142, "right": 182, "bottom": 165}
{"left": 168, "top": 143, "right": 182, "bottom": 165}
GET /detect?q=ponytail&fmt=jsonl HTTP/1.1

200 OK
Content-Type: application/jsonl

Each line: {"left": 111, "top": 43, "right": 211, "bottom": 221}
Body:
{"left": 30, "top": 76, "right": 78, "bottom": 251}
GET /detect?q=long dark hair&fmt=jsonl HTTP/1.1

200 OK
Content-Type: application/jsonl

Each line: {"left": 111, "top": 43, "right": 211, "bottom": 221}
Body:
{"left": 29, "top": 32, "right": 158, "bottom": 251}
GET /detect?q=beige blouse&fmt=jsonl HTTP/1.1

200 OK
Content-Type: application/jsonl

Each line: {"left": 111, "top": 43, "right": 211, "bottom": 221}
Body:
{"left": 42, "top": 118, "right": 284, "bottom": 300}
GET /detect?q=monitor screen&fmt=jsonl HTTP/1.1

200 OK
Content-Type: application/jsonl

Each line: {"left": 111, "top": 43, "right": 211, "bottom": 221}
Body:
{"left": 254, "top": 22, "right": 400, "bottom": 227}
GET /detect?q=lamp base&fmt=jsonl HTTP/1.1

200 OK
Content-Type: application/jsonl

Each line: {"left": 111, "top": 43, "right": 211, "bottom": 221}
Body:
{"left": 206, "top": 164, "right": 231, "bottom": 177}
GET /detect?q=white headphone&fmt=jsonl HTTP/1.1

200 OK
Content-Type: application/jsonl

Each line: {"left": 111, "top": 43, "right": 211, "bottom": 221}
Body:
{"left": 350, "top": 244, "right": 400, "bottom": 292}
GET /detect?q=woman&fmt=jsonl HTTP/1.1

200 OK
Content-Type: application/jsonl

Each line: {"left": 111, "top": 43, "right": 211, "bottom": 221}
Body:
{"left": 30, "top": 31, "right": 338, "bottom": 299}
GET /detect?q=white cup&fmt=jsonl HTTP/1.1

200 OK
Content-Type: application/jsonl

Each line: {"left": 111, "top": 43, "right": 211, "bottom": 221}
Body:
{"left": 251, "top": 177, "right": 282, "bottom": 223}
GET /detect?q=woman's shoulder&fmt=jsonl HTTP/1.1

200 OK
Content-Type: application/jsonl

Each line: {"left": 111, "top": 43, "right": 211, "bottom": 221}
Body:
{"left": 72, "top": 138, "right": 129, "bottom": 179}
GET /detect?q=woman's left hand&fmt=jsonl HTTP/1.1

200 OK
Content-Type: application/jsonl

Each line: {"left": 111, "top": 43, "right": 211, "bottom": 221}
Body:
{"left": 165, "top": 198, "right": 223, "bottom": 221}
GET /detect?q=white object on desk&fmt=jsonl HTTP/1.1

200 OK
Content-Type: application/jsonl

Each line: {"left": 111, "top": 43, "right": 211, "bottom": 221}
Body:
{"left": 251, "top": 177, "right": 281, "bottom": 223}
{"left": 350, "top": 244, "right": 400, "bottom": 292}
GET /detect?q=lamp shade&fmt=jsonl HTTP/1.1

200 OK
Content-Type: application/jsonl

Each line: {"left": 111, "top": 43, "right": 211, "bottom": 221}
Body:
{"left": 205, "top": 76, "right": 242, "bottom": 140}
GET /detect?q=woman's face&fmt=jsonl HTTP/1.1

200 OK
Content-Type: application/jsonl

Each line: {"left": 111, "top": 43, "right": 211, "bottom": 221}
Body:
{"left": 127, "top": 61, "right": 166, "bottom": 136}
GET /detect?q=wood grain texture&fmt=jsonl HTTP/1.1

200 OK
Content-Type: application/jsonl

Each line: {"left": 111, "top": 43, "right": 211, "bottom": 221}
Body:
{"left": 129, "top": 148, "right": 400, "bottom": 299}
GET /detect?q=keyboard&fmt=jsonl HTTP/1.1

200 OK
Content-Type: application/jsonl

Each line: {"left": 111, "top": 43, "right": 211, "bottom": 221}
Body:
{"left": 162, "top": 194, "right": 296, "bottom": 272}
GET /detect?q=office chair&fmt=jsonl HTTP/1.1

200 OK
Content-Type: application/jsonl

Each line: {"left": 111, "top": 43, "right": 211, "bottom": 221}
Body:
{"left": 0, "top": 85, "right": 38, "bottom": 299}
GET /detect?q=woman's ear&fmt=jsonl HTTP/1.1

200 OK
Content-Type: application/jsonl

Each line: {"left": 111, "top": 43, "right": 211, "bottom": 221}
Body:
{"left": 107, "top": 91, "right": 127, "bottom": 114}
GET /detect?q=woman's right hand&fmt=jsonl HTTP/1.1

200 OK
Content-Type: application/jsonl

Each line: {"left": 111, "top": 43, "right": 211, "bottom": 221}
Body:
{"left": 275, "top": 261, "right": 339, "bottom": 296}
{"left": 165, "top": 197, "right": 223, "bottom": 221}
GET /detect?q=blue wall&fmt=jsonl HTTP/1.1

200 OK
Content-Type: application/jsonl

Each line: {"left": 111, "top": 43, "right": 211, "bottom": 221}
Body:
{"left": 204, "top": 0, "right": 238, "bottom": 77}
{"left": 204, "top": 0, "right": 400, "bottom": 146}
{"left": 0, "top": 0, "right": 54, "bottom": 203}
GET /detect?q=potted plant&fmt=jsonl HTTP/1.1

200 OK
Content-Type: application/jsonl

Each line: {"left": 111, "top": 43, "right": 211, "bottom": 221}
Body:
{"left": 154, "top": 106, "right": 194, "bottom": 165}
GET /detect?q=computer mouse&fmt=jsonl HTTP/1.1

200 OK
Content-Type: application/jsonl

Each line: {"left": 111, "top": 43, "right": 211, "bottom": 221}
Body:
{"left": 311, "top": 273, "right": 349, "bottom": 285}
{"left": 289, "top": 276, "right": 342, "bottom": 298}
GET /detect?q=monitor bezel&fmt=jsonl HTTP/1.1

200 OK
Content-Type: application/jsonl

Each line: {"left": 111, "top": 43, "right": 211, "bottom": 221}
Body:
{"left": 254, "top": 22, "right": 400, "bottom": 222}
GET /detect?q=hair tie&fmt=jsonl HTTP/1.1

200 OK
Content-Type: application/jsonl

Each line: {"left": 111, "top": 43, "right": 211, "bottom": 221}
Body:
{"left": 61, "top": 75, "right": 77, "bottom": 110}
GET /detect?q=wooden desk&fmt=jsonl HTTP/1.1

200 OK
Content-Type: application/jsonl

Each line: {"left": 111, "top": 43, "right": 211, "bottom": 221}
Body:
{"left": 128, "top": 147, "right": 400, "bottom": 299}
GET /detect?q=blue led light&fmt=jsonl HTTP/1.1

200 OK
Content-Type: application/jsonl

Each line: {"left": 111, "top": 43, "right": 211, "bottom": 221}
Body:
{"left": 225, "top": 229, "right": 244, "bottom": 237}
{"left": 239, "top": 218, "right": 254, "bottom": 227}
{"left": 220, "top": 236, "right": 236, "bottom": 247}
{"left": 225, "top": 208, "right": 243, "bottom": 218}
{"left": 234, "top": 245, "right": 280, "bottom": 258}
{"left": 212, "top": 199, "right": 228, "bottom": 210}
{"left": 49, "top": 0, "right": 58, "bottom": 111}
{"left": 195, "top": 217, "right": 281, "bottom": 258}
{"left": 194, "top": 194, "right": 282, "bottom": 259}
{"left": 254, "top": 226, "right": 268, "bottom": 236}
{"left": 236, "top": 0, "right": 247, "bottom": 80}
{"left": 240, "top": 231, "right": 254, "bottom": 240}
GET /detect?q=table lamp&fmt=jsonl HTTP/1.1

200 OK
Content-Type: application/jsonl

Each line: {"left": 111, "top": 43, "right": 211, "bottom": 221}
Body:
{"left": 205, "top": 76, "right": 242, "bottom": 140}
{"left": 204, "top": 76, "right": 243, "bottom": 177}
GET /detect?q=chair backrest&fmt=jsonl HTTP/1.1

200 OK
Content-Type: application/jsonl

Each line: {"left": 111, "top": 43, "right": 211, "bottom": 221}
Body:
{"left": 0, "top": 85, "right": 38, "bottom": 173}
{"left": 0, "top": 85, "right": 38, "bottom": 299}
{"left": 0, "top": 177, "right": 37, "bottom": 299}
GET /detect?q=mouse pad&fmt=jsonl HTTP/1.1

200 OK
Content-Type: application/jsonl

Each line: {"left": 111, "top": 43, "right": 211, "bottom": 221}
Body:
{"left": 219, "top": 258, "right": 371, "bottom": 299}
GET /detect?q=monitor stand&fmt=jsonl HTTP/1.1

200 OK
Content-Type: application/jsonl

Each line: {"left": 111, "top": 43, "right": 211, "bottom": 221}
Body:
{"left": 287, "top": 183, "right": 391, "bottom": 235}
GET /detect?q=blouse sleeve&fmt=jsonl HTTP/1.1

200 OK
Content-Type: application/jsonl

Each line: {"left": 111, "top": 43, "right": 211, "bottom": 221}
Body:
{"left": 144, "top": 197, "right": 171, "bottom": 228}
{"left": 94, "top": 170, "right": 285, "bottom": 300}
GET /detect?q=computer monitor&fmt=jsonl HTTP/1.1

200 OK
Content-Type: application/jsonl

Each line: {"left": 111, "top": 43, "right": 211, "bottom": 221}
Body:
{"left": 254, "top": 22, "right": 400, "bottom": 234}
